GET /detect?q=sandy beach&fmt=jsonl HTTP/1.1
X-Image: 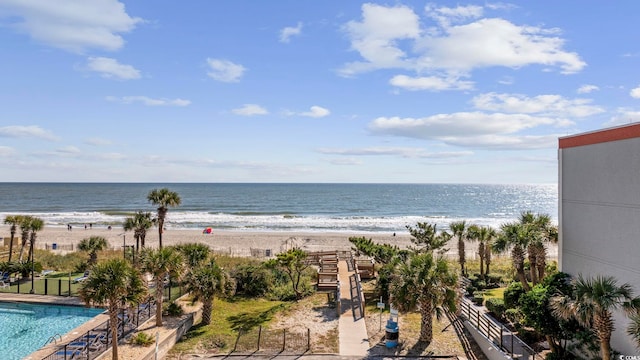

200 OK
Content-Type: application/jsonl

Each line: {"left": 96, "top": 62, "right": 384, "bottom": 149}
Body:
{"left": 0, "top": 224, "right": 557, "bottom": 259}
{"left": 0, "top": 225, "right": 413, "bottom": 254}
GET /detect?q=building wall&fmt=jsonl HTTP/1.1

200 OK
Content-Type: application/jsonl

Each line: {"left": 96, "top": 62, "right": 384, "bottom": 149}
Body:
{"left": 559, "top": 129, "right": 640, "bottom": 355}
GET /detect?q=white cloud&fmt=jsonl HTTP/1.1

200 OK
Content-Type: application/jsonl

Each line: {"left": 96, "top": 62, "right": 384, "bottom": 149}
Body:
{"left": 390, "top": 74, "right": 473, "bottom": 91}
{"left": 341, "top": 4, "right": 585, "bottom": 80}
{"left": 56, "top": 146, "right": 81, "bottom": 156}
{"left": 0, "top": 146, "right": 15, "bottom": 157}
{"left": 232, "top": 104, "right": 268, "bottom": 116}
{"left": 368, "top": 112, "right": 570, "bottom": 150}
{"left": 280, "top": 22, "right": 303, "bottom": 43}
{"left": 87, "top": 57, "right": 140, "bottom": 80}
{"left": 300, "top": 106, "right": 330, "bottom": 118}
{"left": 325, "top": 158, "right": 363, "bottom": 165}
{"left": 85, "top": 137, "right": 112, "bottom": 146}
{"left": 318, "top": 147, "right": 472, "bottom": 159}
{"left": 603, "top": 108, "right": 640, "bottom": 127}
{"left": 106, "top": 95, "right": 191, "bottom": 106}
{"left": 0, "top": 125, "right": 59, "bottom": 141}
{"left": 577, "top": 84, "right": 599, "bottom": 94}
{"left": 206, "top": 58, "right": 246, "bottom": 82}
{"left": 471, "top": 92, "right": 604, "bottom": 117}
{"left": 0, "top": 0, "right": 142, "bottom": 53}
{"left": 340, "top": 3, "right": 421, "bottom": 76}
{"left": 630, "top": 85, "right": 640, "bottom": 99}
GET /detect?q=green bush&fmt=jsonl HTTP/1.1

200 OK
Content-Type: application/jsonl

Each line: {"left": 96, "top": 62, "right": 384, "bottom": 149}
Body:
{"left": 486, "top": 273, "right": 503, "bottom": 285}
{"left": 129, "top": 332, "right": 154, "bottom": 346}
{"left": 503, "top": 281, "right": 525, "bottom": 309}
{"left": 485, "top": 298, "right": 506, "bottom": 319}
{"left": 465, "top": 284, "right": 476, "bottom": 297}
{"left": 231, "top": 264, "right": 273, "bottom": 297}
{"left": 504, "top": 308, "right": 523, "bottom": 326}
{"left": 164, "top": 302, "right": 184, "bottom": 317}
{"left": 472, "top": 295, "right": 484, "bottom": 306}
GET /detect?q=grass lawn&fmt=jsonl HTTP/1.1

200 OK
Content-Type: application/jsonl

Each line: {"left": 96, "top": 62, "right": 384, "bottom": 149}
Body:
{"left": 169, "top": 297, "right": 286, "bottom": 356}
{"left": 481, "top": 287, "right": 506, "bottom": 301}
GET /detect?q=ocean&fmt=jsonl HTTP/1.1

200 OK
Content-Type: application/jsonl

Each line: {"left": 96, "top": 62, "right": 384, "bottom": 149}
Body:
{"left": 0, "top": 183, "right": 557, "bottom": 234}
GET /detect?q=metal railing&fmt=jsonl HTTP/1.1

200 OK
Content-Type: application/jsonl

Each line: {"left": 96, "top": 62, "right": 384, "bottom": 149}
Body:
{"left": 41, "top": 299, "right": 156, "bottom": 360}
{"left": 459, "top": 298, "right": 538, "bottom": 360}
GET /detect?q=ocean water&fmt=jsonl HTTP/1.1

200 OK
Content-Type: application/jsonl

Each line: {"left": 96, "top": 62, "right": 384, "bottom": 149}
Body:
{"left": 0, "top": 183, "right": 557, "bottom": 233}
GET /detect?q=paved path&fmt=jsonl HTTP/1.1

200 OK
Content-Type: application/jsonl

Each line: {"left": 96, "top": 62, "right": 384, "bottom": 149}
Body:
{"left": 337, "top": 260, "right": 370, "bottom": 356}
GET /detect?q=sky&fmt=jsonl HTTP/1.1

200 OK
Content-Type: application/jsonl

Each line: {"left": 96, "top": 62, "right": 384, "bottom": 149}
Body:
{"left": 1, "top": 1, "right": 639, "bottom": 184}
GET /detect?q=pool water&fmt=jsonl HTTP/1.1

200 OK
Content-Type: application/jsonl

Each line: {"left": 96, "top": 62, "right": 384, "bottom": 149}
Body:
{"left": 0, "top": 302, "right": 104, "bottom": 360}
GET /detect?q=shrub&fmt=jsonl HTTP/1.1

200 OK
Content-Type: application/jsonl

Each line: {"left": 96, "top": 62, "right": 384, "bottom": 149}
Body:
{"left": 231, "top": 264, "right": 273, "bottom": 297}
{"left": 485, "top": 298, "right": 506, "bottom": 319}
{"left": 503, "top": 281, "right": 525, "bottom": 309}
{"left": 472, "top": 295, "right": 484, "bottom": 306}
{"left": 465, "top": 284, "right": 476, "bottom": 297}
{"left": 504, "top": 308, "right": 523, "bottom": 326}
{"left": 474, "top": 280, "right": 487, "bottom": 290}
{"left": 164, "top": 302, "right": 183, "bottom": 317}
{"left": 486, "top": 273, "right": 503, "bottom": 285}
{"left": 129, "top": 332, "right": 154, "bottom": 346}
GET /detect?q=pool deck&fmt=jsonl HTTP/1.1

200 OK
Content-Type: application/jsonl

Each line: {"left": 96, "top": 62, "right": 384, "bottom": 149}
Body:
{"left": 0, "top": 293, "right": 110, "bottom": 360}
{"left": 0, "top": 292, "right": 86, "bottom": 306}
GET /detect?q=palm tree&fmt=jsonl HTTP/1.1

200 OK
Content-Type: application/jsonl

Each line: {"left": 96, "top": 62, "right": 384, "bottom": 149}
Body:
{"left": 184, "top": 258, "right": 226, "bottom": 325}
{"left": 123, "top": 211, "right": 154, "bottom": 253}
{"left": 494, "top": 222, "right": 533, "bottom": 291}
{"left": 390, "top": 252, "right": 458, "bottom": 344}
{"left": 140, "top": 247, "right": 183, "bottom": 327}
{"left": 551, "top": 275, "right": 640, "bottom": 360}
{"left": 147, "top": 188, "right": 181, "bottom": 249}
{"left": 3, "top": 215, "right": 21, "bottom": 262}
{"left": 27, "top": 217, "right": 44, "bottom": 267}
{"left": 467, "top": 225, "right": 495, "bottom": 279}
{"left": 78, "top": 236, "right": 109, "bottom": 266}
{"left": 78, "top": 259, "right": 146, "bottom": 360}
{"left": 449, "top": 221, "right": 467, "bottom": 276}
{"left": 519, "top": 211, "right": 557, "bottom": 282}
{"left": 175, "top": 243, "right": 211, "bottom": 269}
{"left": 17, "top": 215, "right": 32, "bottom": 262}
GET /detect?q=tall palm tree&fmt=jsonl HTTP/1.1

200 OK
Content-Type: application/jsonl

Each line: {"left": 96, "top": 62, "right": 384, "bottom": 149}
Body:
{"left": 449, "top": 221, "right": 467, "bottom": 276}
{"left": 27, "top": 217, "right": 44, "bottom": 267}
{"left": 123, "top": 211, "right": 154, "bottom": 253}
{"left": 78, "top": 236, "right": 109, "bottom": 266}
{"left": 147, "top": 188, "right": 181, "bottom": 249}
{"left": 390, "top": 252, "right": 458, "bottom": 344}
{"left": 17, "top": 215, "right": 32, "bottom": 262}
{"left": 140, "top": 247, "right": 183, "bottom": 327}
{"left": 78, "top": 259, "right": 146, "bottom": 360}
{"left": 467, "top": 225, "right": 496, "bottom": 279}
{"left": 520, "top": 211, "right": 557, "bottom": 282}
{"left": 494, "top": 222, "right": 533, "bottom": 291}
{"left": 3, "top": 215, "right": 21, "bottom": 262}
{"left": 551, "top": 275, "right": 640, "bottom": 360}
{"left": 184, "top": 257, "right": 226, "bottom": 326}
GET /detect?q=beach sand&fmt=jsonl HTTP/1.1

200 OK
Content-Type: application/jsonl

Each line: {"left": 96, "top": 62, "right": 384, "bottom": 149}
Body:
{"left": 0, "top": 225, "right": 413, "bottom": 254}
{"left": 1, "top": 224, "right": 558, "bottom": 259}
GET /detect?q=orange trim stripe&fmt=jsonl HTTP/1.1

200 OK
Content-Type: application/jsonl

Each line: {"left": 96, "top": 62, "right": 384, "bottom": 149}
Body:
{"left": 559, "top": 123, "right": 640, "bottom": 149}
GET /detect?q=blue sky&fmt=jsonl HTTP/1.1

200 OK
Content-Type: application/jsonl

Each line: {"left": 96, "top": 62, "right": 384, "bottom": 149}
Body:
{"left": 1, "top": 1, "right": 638, "bottom": 183}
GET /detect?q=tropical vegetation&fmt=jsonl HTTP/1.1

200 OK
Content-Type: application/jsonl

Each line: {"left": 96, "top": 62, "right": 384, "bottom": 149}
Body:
{"left": 147, "top": 188, "right": 181, "bottom": 249}
{"left": 78, "top": 259, "right": 146, "bottom": 360}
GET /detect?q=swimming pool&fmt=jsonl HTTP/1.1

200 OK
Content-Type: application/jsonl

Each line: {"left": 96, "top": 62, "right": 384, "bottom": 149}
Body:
{"left": 0, "top": 302, "right": 104, "bottom": 360}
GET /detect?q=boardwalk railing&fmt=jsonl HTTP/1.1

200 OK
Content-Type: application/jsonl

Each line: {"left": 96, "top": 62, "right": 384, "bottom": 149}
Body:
{"left": 459, "top": 298, "right": 538, "bottom": 360}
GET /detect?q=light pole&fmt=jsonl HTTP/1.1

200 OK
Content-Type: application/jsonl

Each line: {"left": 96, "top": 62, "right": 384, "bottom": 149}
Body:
{"left": 30, "top": 239, "right": 35, "bottom": 294}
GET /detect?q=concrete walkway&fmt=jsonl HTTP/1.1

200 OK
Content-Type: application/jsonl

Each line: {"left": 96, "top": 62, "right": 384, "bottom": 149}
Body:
{"left": 337, "top": 260, "right": 370, "bottom": 356}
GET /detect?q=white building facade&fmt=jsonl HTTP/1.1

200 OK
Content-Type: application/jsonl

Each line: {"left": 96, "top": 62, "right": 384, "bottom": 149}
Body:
{"left": 559, "top": 123, "right": 640, "bottom": 355}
